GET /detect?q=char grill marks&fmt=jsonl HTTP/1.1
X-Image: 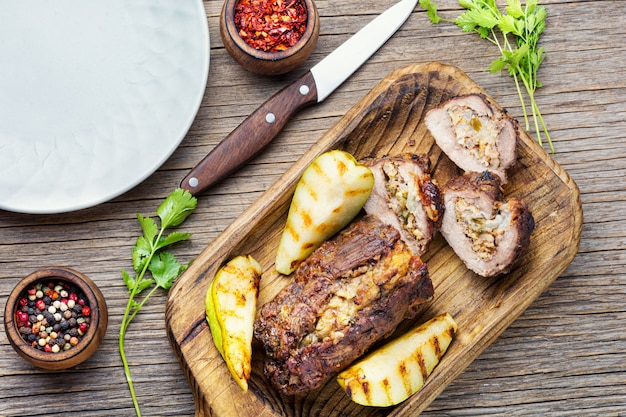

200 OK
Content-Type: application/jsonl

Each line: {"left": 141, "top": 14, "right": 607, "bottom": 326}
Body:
{"left": 254, "top": 215, "right": 434, "bottom": 395}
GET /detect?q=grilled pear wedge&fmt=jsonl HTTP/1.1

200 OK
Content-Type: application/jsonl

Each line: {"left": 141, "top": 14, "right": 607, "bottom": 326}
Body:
{"left": 337, "top": 313, "right": 457, "bottom": 407}
{"left": 275, "top": 150, "right": 374, "bottom": 275}
{"left": 205, "top": 255, "right": 262, "bottom": 391}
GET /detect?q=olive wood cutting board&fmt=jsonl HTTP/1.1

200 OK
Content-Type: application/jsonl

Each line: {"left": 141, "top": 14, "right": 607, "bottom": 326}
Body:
{"left": 165, "top": 62, "right": 582, "bottom": 417}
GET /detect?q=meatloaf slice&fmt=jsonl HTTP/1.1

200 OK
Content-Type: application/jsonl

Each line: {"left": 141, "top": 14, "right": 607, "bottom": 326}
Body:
{"left": 363, "top": 153, "right": 443, "bottom": 255}
{"left": 440, "top": 171, "right": 534, "bottom": 277}
{"left": 425, "top": 93, "right": 519, "bottom": 183}
{"left": 255, "top": 215, "right": 434, "bottom": 395}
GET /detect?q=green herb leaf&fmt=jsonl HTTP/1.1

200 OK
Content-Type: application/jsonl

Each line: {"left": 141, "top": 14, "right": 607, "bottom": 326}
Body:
{"left": 506, "top": 0, "right": 524, "bottom": 18}
{"left": 157, "top": 188, "right": 197, "bottom": 229}
{"left": 456, "top": 8, "right": 500, "bottom": 31}
{"left": 132, "top": 236, "right": 152, "bottom": 273}
{"left": 419, "top": 0, "right": 441, "bottom": 24}
{"left": 137, "top": 213, "right": 158, "bottom": 245}
{"left": 149, "top": 251, "right": 188, "bottom": 290}
{"left": 488, "top": 57, "right": 508, "bottom": 73}
{"left": 156, "top": 231, "right": 193, "bottom": 252}
{"left": 123, "top": 269, "right": 156, "bottom": 294}
{"left": 459, "top": 0, "right": 478, "bottom": 9}
{"left": 498, "top": 14, "right": 519, "bottom": 35}
{"left": 122, "top": 269, "right": 135, "bottom": 292}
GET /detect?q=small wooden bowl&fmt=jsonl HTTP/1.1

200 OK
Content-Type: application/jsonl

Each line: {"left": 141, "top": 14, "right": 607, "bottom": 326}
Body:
{"left": 220, "top": 0, "right": 319, "bottom": 75}
{"left": 3, "top": 267, "right": 108, "bottom": 370}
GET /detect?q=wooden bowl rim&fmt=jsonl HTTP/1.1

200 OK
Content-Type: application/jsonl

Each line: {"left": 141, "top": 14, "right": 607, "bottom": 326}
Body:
{"left": 222, "top": 0, "right": 319, "bottom": 61}
{"left": 3, "top": 266, "right": 108, "bottom": 368}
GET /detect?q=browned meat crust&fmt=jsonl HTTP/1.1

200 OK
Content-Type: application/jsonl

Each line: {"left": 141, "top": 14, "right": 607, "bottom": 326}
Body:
{"left": 425, "top": 93, "right": 519, "bottom": 183}
{"left": 363, "top": 153, "right": 444, "bottom": 255}
{"left": 440, "top": 171, "right": 534, "bottom": 277}
{"left": 255, "top": 215, "right": 434, "bottom": 395}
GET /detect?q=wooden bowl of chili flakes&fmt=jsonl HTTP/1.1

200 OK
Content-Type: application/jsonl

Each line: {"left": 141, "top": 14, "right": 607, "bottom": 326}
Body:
{"left": 220, "top": 0, "right": 319, "bottom": 75}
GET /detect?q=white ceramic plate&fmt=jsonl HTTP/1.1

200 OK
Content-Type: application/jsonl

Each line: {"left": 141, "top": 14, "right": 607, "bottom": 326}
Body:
{"left": 0, "top": 0, "right": 210, "bottom": 214}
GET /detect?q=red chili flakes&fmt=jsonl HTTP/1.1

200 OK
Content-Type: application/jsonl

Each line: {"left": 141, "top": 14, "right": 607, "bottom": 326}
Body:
{"left": 234, "top": 0, "right": 308, "bottom": 52}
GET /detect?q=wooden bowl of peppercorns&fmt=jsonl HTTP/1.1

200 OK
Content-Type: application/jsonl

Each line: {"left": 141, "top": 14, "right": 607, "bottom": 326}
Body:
{"left": 3, "top": 267, "right": 108, "bottom": 370}
{"left": 220, "top": 0, "right": 319, "bottom": 75}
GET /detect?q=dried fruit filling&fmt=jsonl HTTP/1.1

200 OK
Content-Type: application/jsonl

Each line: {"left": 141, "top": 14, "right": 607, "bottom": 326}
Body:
{"left": 447, "top": 104, "right": 502, "bottom": 168}
{"left": 15, "top": 280, "right": 91, "bottom": 353}
{"left": 234, "top": 0, "right": 308, "bottom": 52}
{"left": 454, "top": 197, "right": 509, "bottom": 259}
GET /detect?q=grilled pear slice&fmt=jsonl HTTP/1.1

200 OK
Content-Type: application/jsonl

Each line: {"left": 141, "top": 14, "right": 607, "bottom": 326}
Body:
{"left": 275, "top": 150, "right": 374, "bottom": 275}
{"left": 205, "top": 255, "right": 262, "bottom": 391}
{"left": 337, "top": 313, "right": 457, "bottom": 407}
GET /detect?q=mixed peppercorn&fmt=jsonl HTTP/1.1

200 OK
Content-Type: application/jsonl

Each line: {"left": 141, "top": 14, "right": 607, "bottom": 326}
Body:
{"left": 14, "top": 280, "right": 91, "bottom": 353}
{"left": 234, "top": 0, "right": 308, "bottom": 52}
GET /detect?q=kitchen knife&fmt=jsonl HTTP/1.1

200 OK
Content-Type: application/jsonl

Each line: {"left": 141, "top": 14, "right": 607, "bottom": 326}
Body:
{"left": 181, "top": 0, "right": 418, "bottom": 195}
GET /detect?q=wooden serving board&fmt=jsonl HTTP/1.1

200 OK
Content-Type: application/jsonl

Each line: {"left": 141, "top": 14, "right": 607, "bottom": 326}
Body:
{"left": 165, "top": 62, "right": 582, "bottom": 417}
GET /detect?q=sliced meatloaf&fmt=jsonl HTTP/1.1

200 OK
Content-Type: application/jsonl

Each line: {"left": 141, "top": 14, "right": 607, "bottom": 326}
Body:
{"left": 440, "top": 171, "right": 534, "bottom": 277}
{"left": 425, "top": 93, "right": 519, "bottom": 183}
{"left": 363, "top": 153, "right": 443, "bottom": 255}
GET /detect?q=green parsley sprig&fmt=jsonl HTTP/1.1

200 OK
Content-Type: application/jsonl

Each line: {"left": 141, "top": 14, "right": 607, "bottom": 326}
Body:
{"left": 420, "top": 0, "right": 553, "bottom": 152}
{"left": 119, "top": 188, "right": 197, "bottom": 417}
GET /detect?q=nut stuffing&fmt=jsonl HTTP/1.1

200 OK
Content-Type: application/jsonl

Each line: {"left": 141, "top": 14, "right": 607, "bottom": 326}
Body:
{"left": 454, "top": 197, "right": 510, "bottom": 259}
{"left": 447, "top": 104, "right": 502, "bottom": 168}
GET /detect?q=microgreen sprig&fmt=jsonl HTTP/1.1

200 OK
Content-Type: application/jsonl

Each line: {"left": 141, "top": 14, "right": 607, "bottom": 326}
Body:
{"left": 119, "top": 188, "right": 197, "bottom": 417}
{"left": 420, "top": 0, "right": 553, "bottom": 152}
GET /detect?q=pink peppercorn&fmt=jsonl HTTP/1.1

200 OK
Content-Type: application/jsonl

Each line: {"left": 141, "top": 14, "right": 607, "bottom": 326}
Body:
{"left": 82, "top": 306, "right": 91, "bottom": 316}
{"left": 16, "top": 311, "right": 29, "bottom": 324}
{"left": 79, "top": 322, "right": 89, "bottom": 333}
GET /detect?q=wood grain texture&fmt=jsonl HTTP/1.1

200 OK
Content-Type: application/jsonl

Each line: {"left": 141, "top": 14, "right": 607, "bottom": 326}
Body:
{"left": 1, "top": 0, "right": 625, "bottom": 416}
{"left": 164, "top": 62, "right": 582, "bottom": 417}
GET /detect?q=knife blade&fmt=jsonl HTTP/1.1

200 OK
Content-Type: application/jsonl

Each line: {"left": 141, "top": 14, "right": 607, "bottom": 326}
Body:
{"left": 181, "top": 0, "right": 418, "bottom": 195}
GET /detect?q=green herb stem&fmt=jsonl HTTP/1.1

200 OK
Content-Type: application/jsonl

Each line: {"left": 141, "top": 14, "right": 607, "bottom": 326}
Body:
{"left": 118, "top": 189, "right": 197, "bottom": 417}
{"left": 419, "top": 0, "right": 553, "bottom": 152}
{"left": 119, "top": 239, "right": 155, "bottom": 417}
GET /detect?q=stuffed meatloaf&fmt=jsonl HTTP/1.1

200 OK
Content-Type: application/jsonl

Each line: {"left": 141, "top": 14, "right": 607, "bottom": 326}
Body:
{"left": 363, "top": 153, "right": 443, "bottom": 256}
{"left": 254, "top": 215, "right": 434, "bottom": 395}
{"left": 441, "top": 171, "right": 534, "bottom": 277}
{"left": 425, "top": 93, "right": 519, "bottom": 183}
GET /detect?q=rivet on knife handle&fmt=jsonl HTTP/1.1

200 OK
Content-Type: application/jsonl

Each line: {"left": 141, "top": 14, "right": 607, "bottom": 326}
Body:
{"left": 181, "top": 71, "right": 318, "bottom": 195}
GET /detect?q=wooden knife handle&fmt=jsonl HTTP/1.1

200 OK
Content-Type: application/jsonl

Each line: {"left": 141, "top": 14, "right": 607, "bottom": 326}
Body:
{"left": 181, "top": 71, "right": 318, "bottom": 195}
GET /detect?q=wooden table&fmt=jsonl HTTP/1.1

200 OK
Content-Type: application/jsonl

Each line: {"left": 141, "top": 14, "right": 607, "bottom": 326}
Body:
{"left": 1, "top": 0, "right": 625, "bottom": 415}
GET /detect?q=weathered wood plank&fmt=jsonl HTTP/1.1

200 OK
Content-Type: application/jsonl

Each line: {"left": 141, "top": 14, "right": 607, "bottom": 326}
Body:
{"left": 1, "top": 0, "right": 625, "bottom": 416}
